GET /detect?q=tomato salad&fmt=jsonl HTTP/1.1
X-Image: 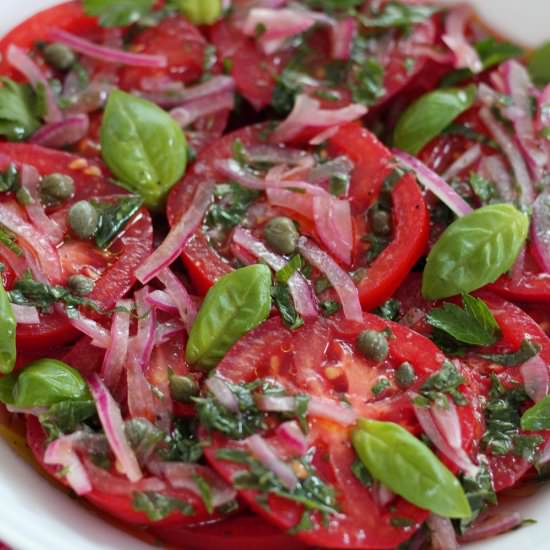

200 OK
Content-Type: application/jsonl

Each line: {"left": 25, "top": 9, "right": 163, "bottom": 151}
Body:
{"left": 1, "top": 1, "right": 550, "bottom": 549}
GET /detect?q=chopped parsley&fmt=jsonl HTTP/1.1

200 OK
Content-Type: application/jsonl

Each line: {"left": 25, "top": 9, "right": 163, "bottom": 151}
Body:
{"left": 359, "top": 2, "right": 439, "bottom": 31}
{"left": 206, "top": 183, "right": 260, "bottom": 233}
{"left": 414, "top": 360, "right": 468, "bottom": 409}
{"left": 374, "top": 298, "right": 401, "bottom": 321}
{"left": 479, "top": 339, "right": 541, "bottom": 367}
{"left": 132, "top": 491, "right": 194, "bottom": 521}
{"left": 160, "top": 417, "right": 203, "bottom": 463}
{"left": 319, "top": 300, "right": 341, "bottom": 317}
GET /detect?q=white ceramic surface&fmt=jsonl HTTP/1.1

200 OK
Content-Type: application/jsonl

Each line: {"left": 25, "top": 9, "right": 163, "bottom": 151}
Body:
{"left": 1, "top": 1, "right": 550, "bottom": 549}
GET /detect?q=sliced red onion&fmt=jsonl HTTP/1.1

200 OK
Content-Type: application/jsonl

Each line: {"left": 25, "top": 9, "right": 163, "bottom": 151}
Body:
{"left": 313, "top": 196, "right": 353, "bottom": 266}
{"left": 531, "top": 192, "right": 550, "bottom": 273}
{"left": 206, "top": 376, "right": 239, "bottom": 413}
{"left": 431, "top": 400, "right": 462, "bottom": 450}
{"left": 427, "top": 514, "right": 459, "bottom": 550}
{"left": 276, "top": 420, "right": 308, "bottom": 454}
{"left": 157, "top": 268, "right": 197, "bottom": 331}
{"left": 0, "top": 201, "right": 63, "bottom": 284}
{"left": 21, "top": 165, "right": 64, "bottom": 245}
{"left": 331, "top": 16, "right": 356, "bottom": 60}
{"left": 376, "top": 482, "right": 396, "bottom": 508}
{"left": 478, "top": 155, "right": 516, "bottom": 203}
{"left": 414, "top": 403, "right": 478, "bottom": 478}
{"left": 393, "top": 150, "right": 473, "bottom": 217}
{"left": 101, "top": 299, "right": 131, "bottom": 392}
{"left": 479, "top": 107, "right": 535, "bottom": 204}
{"left": 309, "top": 126, "right": 341, "bottom": 146}
{"left": 255, "top": 394, "right": 296, "bottom": 412}
{"left": 521, "top": 355, "right": 549, "bottom": 402}
{"left": 306, "top": 156, "right": 354, "bottom": 186}
{"left": 64, "top": 82, "right": 114, "bottom": 115}
{"left": 89, "top": 374, "right": 143, "bottom": 482}
{"left": 69, "top": 315, "right": 111, "bottom": 349}
{"left": 442, "top": 144, "right": 482, "bottom": 181}
{"left": 308, "top": 395, "right": 358, "bottom": 426}
{"left": 246, "top": 434, "right": 298, "bottom": 491}
{"left": 11, "top": 304, "right": 40, "bottom": 325}
{"left": 136, "top": 181, "right": 214, "bottom": 284}
{"left": 246, "top": 145, "right": 313, "bottom": 166}
{"left": 442, "top": 5, "right": 482, "bottom": 73}
{"left": 233, "top": 227, "right": 318, "bottom": 318}
{"left": 126, "top": 342, "right": 157, "bottom": 421}
{"left": 271, "top": 94, "right": 367, "bottom": 144}
{"left": 459, "top": 512, "right": 523, "bottom": 543}
{"left": 134, "top": 287, "right": 157, "bottom": 370}
{"left": 146, "top": 289, "right": 178, "bottom": 315}
{"left": 157, "top": 462, "right": 237, "bottom": 508}
{"left": 297, "top": 237, "right": 362, "bottom": 322}
{"left": 171, "top": 91, "right": 234, "bottom": 129}
{"left": 214, "top": 159, "right": 266, "bottom": 190}
{"left": 405, "top": 45, "right": 454, "bottom": 65}
{"left": 44, "top": 434, "right": 92, "bottom": 495}
{"left": 266, "top": 187, "right": 316, "bottom": 218}
{"left": 155, "top": 320, "right": 186, "bottom": 346}
{"left": 7, "top": 45, "right": 62, "bottom": 123}
{"left": 30, "top": 114, "right": 90, "bottom": 149}
{"left": 50, "top": 28, "right": 167, "bottom": 68}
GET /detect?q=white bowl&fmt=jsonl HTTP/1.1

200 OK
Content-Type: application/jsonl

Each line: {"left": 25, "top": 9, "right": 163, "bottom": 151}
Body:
{"left": 1, "top": 1, "right": 550, "bottom": 549}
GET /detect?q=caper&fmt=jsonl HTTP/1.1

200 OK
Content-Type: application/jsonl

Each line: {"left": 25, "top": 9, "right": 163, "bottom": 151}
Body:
{"left": 369, "top": 209, "right": 392, "bottom": 236}
{"left": 67, "top": 274, "right": 95, "bottom": 296}
{"left": 40, "top": 173, "right": 75, "bottom": 206}
{"left": 395, "top": 362, "right": 416, "bottom": 389}
{"left": 68, "top": 200, "right": 99, "bottom": 240}
{"left": 43, "top": 43, "right": 76, "bottom": 71}
{"left": 169, "top": 374, "right": 199, "bottom": 403}
{"left": 263, "top": 216, "right": 299, "bottom": 255}
{"left": 356, "top": 330, "right": 389, "bottom": 362}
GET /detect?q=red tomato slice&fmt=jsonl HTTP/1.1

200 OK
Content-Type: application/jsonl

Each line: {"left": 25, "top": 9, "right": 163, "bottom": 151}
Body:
{"left": 0, "top": 144, "right": 153, "bottom": 350}
{"left": 26, "top": 416, "right": 211, "bottom": 527}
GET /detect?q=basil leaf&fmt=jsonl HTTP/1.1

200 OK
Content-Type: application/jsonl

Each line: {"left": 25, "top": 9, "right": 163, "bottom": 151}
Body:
{"left": 100, "top": 90, "right": 187, "bottom": 210}
{"left": 479, "top": 339, "right": 540, "bottom": 367}
{"left": 522, "top": 395, "right": 550, "bottom": 432}
{"left": 352, "top": 419, "right": 471, "bottom": 518}
{"left": 394, "top": 86, "right": 476, "bottom": 155}
{"left": 422, "top": 204, "right": 529, "bottom": 300}
{"left": 528, "top": 42, "right": 550, "bottom": 87}
{"left": 39, "top": 400, "right": 97, "bottom": 438}
{"left": 0, "top": 373, "right": 16, "bottom": 404}
{"left": 82, "top": 0, "right": 155, "bottom": 27}
{"left": 0, "top": 77, "right": 42, "bottom": 141}
{"left": 426, "top": 294, "right": 501, "bottom": 347}
{"left": 186, "top": 265, "right": 272, "bottom": 369}
{"left": 0, "top": 280, "right": 16, "bottom": 374}
{"left": 171, "top": 0, "right": 223, "bottom": 25}
{"left": 132, "top": 491, "right": 194, "bottom": 521}
{"left": 93, "top": 196, "right": 143, "bottom": 249}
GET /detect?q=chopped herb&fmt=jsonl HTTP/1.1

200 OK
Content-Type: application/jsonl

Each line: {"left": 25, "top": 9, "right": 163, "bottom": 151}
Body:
{"left": 469, "top": 172, "right": 497, "bottom": 204}
{"left": 374, "top": 298, "right": 401, "bottom": 321}
{"left": 82, "top": 0, "right": 155, "bottom": 27}
{"left": 39, "top": 399, "right": 97, "bottom": 439}
{"left": 303, "top": 0, "right": 364, "bottom": 11}
{"left": 319, "top": 300, "right": 340, "bottom": 317}
{"left": 288, "top": 510, "right": 315, "bottom": 534}
{"left": 232, "top": 139, "right": 247, "bottom": 165}
{"left": 192, "top": 473, "right": 213, "bottom": 514}
{"left": 522, "top": 395, "right": 550, "bottom": 432}
{"left": 328, "top": 173, "right": 350, "bottom": 196}
{"left": 528, "top": 42, "right": 550, "bottom": 87}
{"left": 414, "top": 360, "right": 467, "bottom": 409}
{"left": 276, "top": 255, "right": 302, "bottom": 284}
{"left": 351, "top": 458, "right": 373, "bottom": 486}
{"left": 315, "top": 277, "right": 332, "bottom": 295}
{"left": 372, "top": 377, "right": 391, "bottom": 396}
{"left": 125, "top": 418, "right": 164, "bottom": 463}
{"left": 351, "top": 58, "right": 386, "bottom": 106}
{"left": 292, "top": 394, "right": 310, "bottom": 433}
{"left": 132, "top": 491, "right": 194, "bottom": 521}
{"left": 363, "top": 233, "right": 391, "bottom": 263}
{"left": 271, "top": 282, "right": 304, "bottom": 329}
{"left": 359, "top": 3, "right": 439, "bottom": 31}
{"left": 390, "top": 516, "right": 414, "bottom": 528}
{"left": 93, "top": 196, "right": 143, "bottom": 249}
{"left": 272, "top": 69, "right": 319, "bottom": 115}
{"left": 0, "top": 164, "right": 20, "bottom": 193}
{"left": 479, "top": 339, "right": 541, "bottom": 367}
{"left": 443, "top": 123, "right": 499, "bottom": 149}
{"left": 160, "top": 417, "right": 203, "bottom": 463}
{"left": 206, "top": 183, "right": 260, "bottom": 233}
{"left": 0, "top": 226, "right": 22, "bottom": 256}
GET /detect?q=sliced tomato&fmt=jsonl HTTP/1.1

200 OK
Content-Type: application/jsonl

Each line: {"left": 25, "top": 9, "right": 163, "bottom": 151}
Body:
{"left": 26, "top": 416, "right": 211, "bottom": 527}
{"left": 0, "top": 144, "right": 153, "bottom": 350}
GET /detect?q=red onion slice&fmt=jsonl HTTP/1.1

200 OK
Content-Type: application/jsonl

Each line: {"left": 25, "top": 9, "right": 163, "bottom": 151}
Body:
{"left": 134, "top": 287, "right": 157, "bottom": 371}
{"left": 459, "top": 512, "right": 523, "bottom": 543}
{"left": 126, "top": 341, "right": 157, "bottom": 421}
{"left": 331, "top": 16, "right": 357, "bottom": 60}
{"left": 50, "top": 28, "right": 167, "bottom": 68}
{"left": 30, "top": 114, "right": 90, "bottom": 149}
{"left": 246, "top": 434, "right": 298, "bottom": 491}
{"left": 157, "top": 268, "right": 197, "bottom": 331}
{"left": 89, "top": 375, "right": 143, "bottom": 482}
{"left": 442, "top": 5, "right": 482, "bottom": 74}
{"left": 255, "top": 394, "right": 297, "bottom": 412}
{"left": 136, "top": 181, "right": 214, "bottom": 284}
{"left": 246, "top": 145, "right": 313, "bottom": 166}
{"left": 7, "top": 45, "right": 62, "bottom": 123}
{"left": 478, "top": 155, "right": 517, "bottom": 203}
{"left": 531, "top": 192, "right": 550, "bottom": 273}
{"left": 69, "top": 315, "right": 111, "bottom": 349}
{"left": 101, "top": 299, "right": 131, "bottom": 392}
{"left": 521, "top": 355, "right": 549, "bottom": 402}
{"left": 297, "top": 237, "right": 362, "bottom": 322}
{"left": 271, "top": 94, "right": 367, "bottom": 144}
{"left": 431, "top": 400, "right": 462, "bottom": 451}
{"left": 442, "top": 144, "right": 481, "bottom": 181}
{"left": 308, "top": 396, "right": 358, "bottom": 426}
{"left": 44, "top": 434, "right": 92, "bottom": 495}
{"left": 146, "top": 289, "right": 178, "bottom": 315}
{"left": 21, "top": 164, "right": 64, "bottom": 245}
{"left": 479, "top": 107, "right": 535, "bottom": 204}
{"left": 233, "top": 227, "right": 317, "bottom": 318}
{"left": 205, "top": 376, "right": 239, "bottom": 413}
{"left": 155, "top": 320, "right": 186, "bottom": 346}
{"left": 11, "top": 304, "right": 40, "bottom": 325}
{"left": 214, "top": 159, "right": 266, "bottom": 190}
{"left": 427, "top": 514, "right": 459, "bottom": 550}
{"left": 276, "top": 420, "right": 308, "bottom": 454}
{"left": 170, "top": 91, "right": 234, "bottom": 129}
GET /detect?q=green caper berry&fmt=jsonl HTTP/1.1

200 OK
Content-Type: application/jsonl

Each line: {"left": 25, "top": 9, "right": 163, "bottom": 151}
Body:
{"left": 356, "top": 330, "right": 389, "bottom": 362}
{"left": 43, "top": 43, "right": 76, "bottom": 71}
{"left": 67, "top": 274, "right": 95, "bottom": 296}
{"left": 263, "top": 216, "right": 299, "bottom": 255}
{"left": 395, "top": 362, "right": 416, "bottom": 389}
{"left": 369, "top": 209, "right": 392, "bottom": 236}
{"left": 40, "top": 174, "right": 75, "bottom": 206}
{"left": 169, "top": 375, "right": 199, "bottom": 403}
{"left": 68, "top": 200, "right": 99, "bottom": 240}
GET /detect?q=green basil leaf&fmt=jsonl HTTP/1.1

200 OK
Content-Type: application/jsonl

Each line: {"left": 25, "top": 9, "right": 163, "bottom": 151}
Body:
{"left": 82, "top": 0, "right": 155, "bottom": 27}
{"left": 422, "top": 204, "right": 529, "bottom": 300}
{"left": 479, "top": 339, "right": 541, "bottom": 367}
{"left": 171, "top": 0, "right": 223, "bottom": 25}
{"left": 352, "top": 419, "right": 471, "bottom": 518}
{"left": 93, "top": 195, "right": 143, "bottom": 249}
{"left": 426, "top": 294, "right": 501, "bottom": 347}
{"left": 186, "top": 265, "right": 272, "bottom": 370}
{"left": 394, "top": 86, "right": 476, "bottom": 154}
{"left": 132, "top": 491, "right": 194, "bottom": 521}
{"left": 100, "top": 90, "right": 187, "bottom": 210}
{"left": 0, "top": 279, "right": 16, "bottom": 374}
{"left": 0, "top": 373, "right": 16, "bottom": 404}
{"left": 528, "top": 42, "right": 550, "bottom": 87}
{"left": 522, "top": 395, "right": 550, "bottom": 432}
{"left": 39, "top": 399, "right": 97, "bottom": 438}
{"left": 0, "top": 77, "right": 42, "bottom": 142}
